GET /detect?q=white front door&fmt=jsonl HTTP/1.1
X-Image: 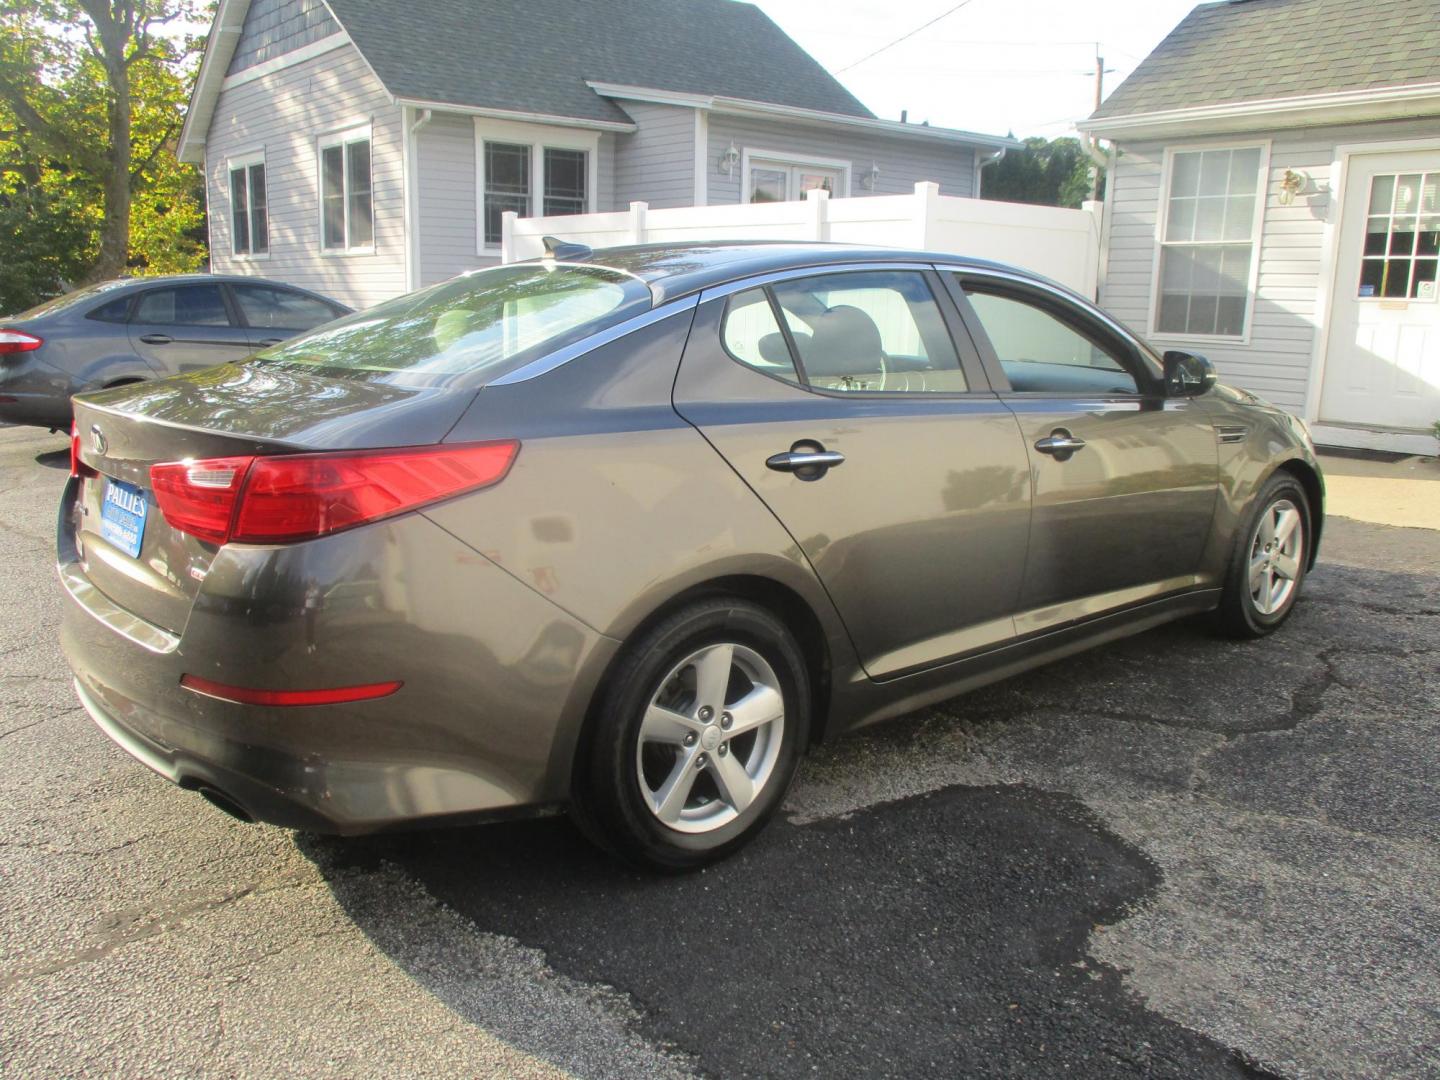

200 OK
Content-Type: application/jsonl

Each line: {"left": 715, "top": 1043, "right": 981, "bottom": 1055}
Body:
{"left": 1319, "top": 150, "right": 1440, "bottom": 434}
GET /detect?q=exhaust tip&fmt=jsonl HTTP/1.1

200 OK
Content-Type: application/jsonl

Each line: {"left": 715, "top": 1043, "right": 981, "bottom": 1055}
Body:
{"left": 195, "top": 786, "right": 255, "bottom": 823}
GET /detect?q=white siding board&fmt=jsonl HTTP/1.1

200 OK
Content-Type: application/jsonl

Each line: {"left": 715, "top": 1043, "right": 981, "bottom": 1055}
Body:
{"left": 205, "top": 43, "right": 406, "bottom": 310}
{"left": 613, "top": 102, "right": 697, "bottom": 209}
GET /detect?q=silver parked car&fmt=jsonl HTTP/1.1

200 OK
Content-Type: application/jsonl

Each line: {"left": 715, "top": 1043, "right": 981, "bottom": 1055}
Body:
{"left": 58, "top": 243, "right": 1323, "bottom": 869}
{"left": 0, "top": 275, "right": 350, "bottom": 430}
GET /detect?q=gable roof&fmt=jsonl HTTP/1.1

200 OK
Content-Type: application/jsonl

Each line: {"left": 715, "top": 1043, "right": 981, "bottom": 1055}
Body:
{"left": 1084, "top": 0, "right": 1440, "bottom": 134}
{"left": 326, "top": 0, "right": 873, "bottom": 125}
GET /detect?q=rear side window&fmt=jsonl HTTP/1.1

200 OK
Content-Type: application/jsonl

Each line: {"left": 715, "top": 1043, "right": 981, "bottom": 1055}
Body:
{"left": 721, "top": 288, "right": 799, "bottom": 382}
{"left": 256, "top": 263, "right": 651, "bottom": 380}
{"left": 232, "top": 284, "right": 341, "bottom": 331}
{"left": 133, "top": 285, "right": 232, "bottom": 327}
{"left": 87, "top": 297, "right": 131, "bottom": 323}
{"left": 740, "top": 270, "right": 968, "bottom": 393}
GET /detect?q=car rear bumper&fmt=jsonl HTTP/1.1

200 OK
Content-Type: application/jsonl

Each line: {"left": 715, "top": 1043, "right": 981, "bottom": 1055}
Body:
{"left": 58, "top": 486, "right": 621, "bottom": 834}
{"left": 0, "top": 355, "right": 80, "bottom": 428}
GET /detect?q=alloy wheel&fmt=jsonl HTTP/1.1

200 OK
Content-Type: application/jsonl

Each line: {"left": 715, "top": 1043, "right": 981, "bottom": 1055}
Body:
{"left": 1248, "top": 497, "right": 1304, "bottom": 616}
{"left": 635, "top": 642, "right": 785, "bottom": 834}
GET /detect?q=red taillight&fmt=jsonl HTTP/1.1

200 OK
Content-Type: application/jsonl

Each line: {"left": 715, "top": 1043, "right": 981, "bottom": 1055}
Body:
{"left": 149, "top": 442, "right": 518, "bottom": 546}
{"left": 180, "top": 674, "right": 402, "bottom": 706}
{"left": 150, "top": 456, "right": 252, "bottom": 545}
{"left": 69, "top": 422, "right": 96, "bottom": 479}
{"left": 0, "top": 329, "right": 42, "bottom": 355}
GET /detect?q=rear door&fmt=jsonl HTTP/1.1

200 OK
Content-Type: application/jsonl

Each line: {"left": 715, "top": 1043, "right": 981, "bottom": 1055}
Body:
{"left": 673, "top": 266, "right": 1032, "bottom": 678}
{"left": 945, "top": 270, "right": 1219, "bottom": 625}
{"left": 127, "top": 283, "right": 253, "bottom": 374}
{"left": 228, "top": 283, "right": 348, "bottom": 349}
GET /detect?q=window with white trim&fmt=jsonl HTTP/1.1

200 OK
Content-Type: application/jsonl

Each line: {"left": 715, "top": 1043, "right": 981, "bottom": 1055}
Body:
{"left": 228, "top": 153, "right": 267, "bottom": 256}
{"left": 319, "top": 127, "right": 373, "bottom": 252}
{"left": 480, "top": 134, "right": 591, "bottom": 247}
{"left": 1155, "top": 146, "right": 1265, "bottom": 338}
{"left": 744, "top": 153, "right": 847, "bottom": 204}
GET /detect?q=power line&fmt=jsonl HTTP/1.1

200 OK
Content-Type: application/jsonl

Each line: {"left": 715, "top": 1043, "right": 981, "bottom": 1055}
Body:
{"left": 834, "top": 0, "right": 979, "bottom": 74}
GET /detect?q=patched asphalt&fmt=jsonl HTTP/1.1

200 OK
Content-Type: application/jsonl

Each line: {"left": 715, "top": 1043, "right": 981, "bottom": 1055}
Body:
{"left": 2, "top": 421, "right": 1438, "bottom": 1079}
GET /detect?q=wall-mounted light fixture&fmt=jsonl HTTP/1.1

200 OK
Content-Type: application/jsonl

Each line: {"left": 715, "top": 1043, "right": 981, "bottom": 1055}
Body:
{"left": 1278, "top": 169, "right": 1310, "bottom": 206}
{"left": 719, "top": 142, "right": 740, "bottom": 176}
{"left": 861, "top": 161, "right": 881, "bottom": 191}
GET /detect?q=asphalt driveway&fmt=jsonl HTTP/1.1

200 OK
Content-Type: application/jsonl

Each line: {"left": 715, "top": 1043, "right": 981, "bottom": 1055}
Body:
{"left": 1, "top": 423, "right": 1436, "bottom": 1078}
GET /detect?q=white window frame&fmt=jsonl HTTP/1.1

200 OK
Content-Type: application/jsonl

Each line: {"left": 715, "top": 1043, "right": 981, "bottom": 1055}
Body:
{"left": 226, "top": 148, "right": 268, "bottom": 260}
{"left": 740, "top": 147, "right": 853, "bottom": 203}
{"left": 316, "top": 121, "right": 375, "bottom": 256}
{"left": 474, "top": 118, "right": 600, "bottom": 253}
{"left": 1148, "top": 139, "right": 1271, "bottom": 346}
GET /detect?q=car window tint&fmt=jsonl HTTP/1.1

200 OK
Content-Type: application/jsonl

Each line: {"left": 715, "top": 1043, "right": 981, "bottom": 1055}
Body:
{"left": 233, "top": 285, "right": 339, "bottom": 331}
{"left": 133, "top": 285, "right": 232, "bottom": 327}
{"left": 88, "top": 297, "right": 131, "bottom": 323}
{"left": 962, "top": 287, "right": 1140, "bottom": 395}
{"left": 770, "top": 271, "right": 967, "bottom": 393}
{"left": 721, "top": 288, "right": 799, "bottom": 382}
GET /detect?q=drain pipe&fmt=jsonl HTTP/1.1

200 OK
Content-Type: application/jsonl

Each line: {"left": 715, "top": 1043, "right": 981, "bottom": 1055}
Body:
{"left": 973, "top": 147, "right": 1007, "bottom": 198}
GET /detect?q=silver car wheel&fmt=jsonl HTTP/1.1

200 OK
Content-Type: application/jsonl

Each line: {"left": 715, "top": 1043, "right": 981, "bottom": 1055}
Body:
{"left": 1248, "top": 497, "right": 1304, "bottom": 616}
{"left": 635, "top": 642, "right": 785, "bottom": 835}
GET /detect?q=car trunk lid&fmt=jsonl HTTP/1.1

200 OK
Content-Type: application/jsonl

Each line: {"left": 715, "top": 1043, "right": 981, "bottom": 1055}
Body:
{"left": 68, "top": 361, "right": 475, "bottom": 634}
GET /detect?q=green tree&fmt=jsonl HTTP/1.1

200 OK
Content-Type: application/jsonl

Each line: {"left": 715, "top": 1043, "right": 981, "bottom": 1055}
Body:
{"left": 981, "top": 136, "right": 1104, "bottom": 208}
{"left": 0, "top": 0, "right": 205, "bottom": 311}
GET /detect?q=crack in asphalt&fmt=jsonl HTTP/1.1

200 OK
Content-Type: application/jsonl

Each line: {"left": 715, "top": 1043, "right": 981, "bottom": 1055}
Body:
{"left": 0, "top": 871, "right": 313, "bottom": 990}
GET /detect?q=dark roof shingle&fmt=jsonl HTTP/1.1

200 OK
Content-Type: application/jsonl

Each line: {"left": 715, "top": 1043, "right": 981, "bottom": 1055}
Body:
{"left": 326, "top": 0, "right": 874, "bottom": 123}
{"left": 1092, "top": 0, "right": 1440, "bottom": 119}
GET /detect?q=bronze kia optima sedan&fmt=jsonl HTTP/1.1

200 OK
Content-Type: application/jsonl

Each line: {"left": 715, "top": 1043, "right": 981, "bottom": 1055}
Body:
{"left": 58, "top": 243, "right": 1323, "bottom": 869}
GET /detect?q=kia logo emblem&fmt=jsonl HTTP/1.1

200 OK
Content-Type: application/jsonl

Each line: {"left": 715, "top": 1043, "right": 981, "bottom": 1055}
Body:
{"left": 90, "top": 424, "right": 107, "bottom": 456}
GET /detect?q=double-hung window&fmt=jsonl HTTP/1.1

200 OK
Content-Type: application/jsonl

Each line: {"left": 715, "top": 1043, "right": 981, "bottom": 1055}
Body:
{"left": 319, "top": 127, "right": 373, "bottom": 252}
{"left": 1154, "top": 145, "right": 1267, "bottom": 339}
{"left": 228, "top": 152, "right": 267, "bottom": 257}
{"left": 477, "top": 122, "right": 596, "bottom": 249}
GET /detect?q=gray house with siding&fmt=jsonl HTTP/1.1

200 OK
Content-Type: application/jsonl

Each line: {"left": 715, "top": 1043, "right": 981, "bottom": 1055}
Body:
{"left": 1080, "top": 0, "right": 1440, "bottom": 456}
{"left": 179, "top": 0, "right": 1016, "bottom": 312}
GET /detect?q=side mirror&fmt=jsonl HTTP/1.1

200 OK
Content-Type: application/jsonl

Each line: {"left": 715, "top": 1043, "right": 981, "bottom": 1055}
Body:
{"left": 1163, "top": 350, "right": 1217, "bottom": 397}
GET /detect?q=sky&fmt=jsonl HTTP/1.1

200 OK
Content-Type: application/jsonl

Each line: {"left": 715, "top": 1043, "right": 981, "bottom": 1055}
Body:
{"left": 751, "top": 0, "right": 1202, "bottom": 140}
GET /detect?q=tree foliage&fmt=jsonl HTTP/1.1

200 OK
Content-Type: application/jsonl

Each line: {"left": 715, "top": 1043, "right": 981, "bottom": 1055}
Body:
{"left": 981, "top": 136, "right": 1104, "bottom": 209}
{"left": 0, "top": 0, "right": 206, "bottom": 314}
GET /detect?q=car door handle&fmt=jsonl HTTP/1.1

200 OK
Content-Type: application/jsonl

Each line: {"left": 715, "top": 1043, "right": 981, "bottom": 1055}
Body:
{"left": 766, "top": 450, "right": 846, "bottom": 472}
{"left": 1034, "top": 433, "right": 1087, "bottom": 456}
{"left": 257, "top": 337, "right": 284, "bottom": 347}
{"left": 138, "top": 333, "right": 173, "bottom": 345}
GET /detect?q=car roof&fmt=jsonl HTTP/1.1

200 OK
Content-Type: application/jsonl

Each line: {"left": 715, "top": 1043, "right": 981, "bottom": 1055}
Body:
{"left": 532, "top": 242, "right": 1055, "bottom": 304}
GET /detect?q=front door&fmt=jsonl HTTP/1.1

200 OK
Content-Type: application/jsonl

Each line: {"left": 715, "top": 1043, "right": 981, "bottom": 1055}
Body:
{"left": 673, "top": 268, "right": 1032, "bottom": 678}
{"left": 949, "top": 272, "right": 1219, "bottom": 625}
{"left": 1320, "top": 151, "right": 1440, "bottom": 433}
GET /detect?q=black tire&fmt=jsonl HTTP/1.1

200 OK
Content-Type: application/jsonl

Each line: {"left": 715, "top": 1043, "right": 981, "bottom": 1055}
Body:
{"left": 571, "top": 597, "right": 811, "bottom": 871}
{"left": 1215, "top": 472, "right": 1312, "bottom": 639}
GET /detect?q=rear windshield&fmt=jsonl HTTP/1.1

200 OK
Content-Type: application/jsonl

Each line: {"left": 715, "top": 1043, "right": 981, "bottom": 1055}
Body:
{"left": 255, "top": 263, "right": 651, "bottom": 383}
{"left": 6, "top": 279, "right": 134, "bottom": 320}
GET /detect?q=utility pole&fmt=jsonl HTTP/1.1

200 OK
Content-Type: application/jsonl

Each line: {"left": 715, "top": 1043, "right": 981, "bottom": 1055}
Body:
{"left": 1089, "top": 49, "right": 1107, "bottom": 200}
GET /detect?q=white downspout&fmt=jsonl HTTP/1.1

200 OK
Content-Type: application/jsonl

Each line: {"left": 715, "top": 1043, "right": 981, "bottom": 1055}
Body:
{"left": 403, "top": 108, "right": 433, "bottom": 292}
{"left": 973, "top": 147, "right": 1006, "bottom": 198}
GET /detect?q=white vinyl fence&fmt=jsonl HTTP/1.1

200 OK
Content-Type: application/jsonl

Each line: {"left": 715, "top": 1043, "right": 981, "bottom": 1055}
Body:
{"left": 502, "top": 182, "right": 1104, "bottom": 297}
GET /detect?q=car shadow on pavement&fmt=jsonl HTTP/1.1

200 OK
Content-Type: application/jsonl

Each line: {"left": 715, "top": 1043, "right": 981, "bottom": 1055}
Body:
{"left": 34, "top": 448, "right": 69, "bottom": 470}
{"left": 298, "top": 780, "right": 1276, "bottom": 1079}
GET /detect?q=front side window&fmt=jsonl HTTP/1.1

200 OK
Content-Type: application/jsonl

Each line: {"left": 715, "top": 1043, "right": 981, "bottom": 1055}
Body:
{"left": 1359, "top": 172, "right": 1439, "bottom": 300}
{"left": 132, "top": 285, "right": 232, "bottom": 327}
{"left": 232, "top": 284, "right": 343, "bottom": 332}
{"left": 1156, "top": 146, "right": 1264, "bottom": 338}
{"left": 961, "top": 286, "right": 1140, "bottom": 395}
{"left": 482, "top": 140, "right": 591, "bottom": 246}
{"left": 228, "top": 157, "right": 268, "bottom": 255}
{"left": 320, "top": 130, "right": 373, "bottom": 251}
{"left": 255, "top": 264, "right": 650, "bottom": 382}
{"left": 723, "top": 271, "right": 966, "bottom": 393}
